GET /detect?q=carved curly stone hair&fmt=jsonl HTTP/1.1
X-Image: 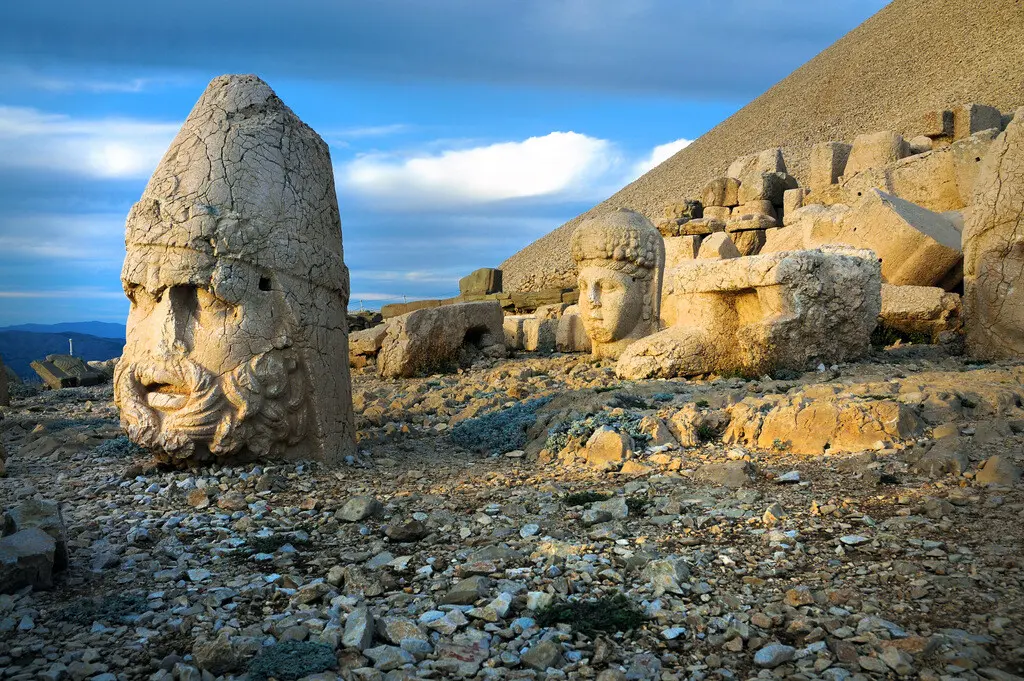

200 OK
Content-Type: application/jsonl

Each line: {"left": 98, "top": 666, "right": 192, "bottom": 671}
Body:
{"left": 571, "top": 208, "right": 663, "bottom": 280}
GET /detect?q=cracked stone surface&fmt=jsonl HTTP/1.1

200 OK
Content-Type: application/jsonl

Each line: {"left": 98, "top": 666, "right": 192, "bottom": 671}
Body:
{"left": 964, "top": 106, "right": 1024, "bottom": 360}
{"left": 113, "top": 74, "right": 354, "bottom": 466}
{"left": 572, "top": 209, "right": 665, "bottom": 361}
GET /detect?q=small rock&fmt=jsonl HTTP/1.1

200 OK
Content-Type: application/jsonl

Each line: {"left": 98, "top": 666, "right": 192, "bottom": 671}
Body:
{"left": 754, "top": 643, "right": 796, "bottom": 668}
{"left": 521, "top": 639, "right": 564, "bottom": 671}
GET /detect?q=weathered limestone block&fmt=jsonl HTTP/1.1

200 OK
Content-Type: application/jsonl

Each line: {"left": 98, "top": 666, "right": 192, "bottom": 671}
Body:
{"left": 459, "top": 268, "right": 503, "bottom": 296}
{"left": 920, "top": 109, "right": 954, "bottom": 138}
{"left": 702, "top": 206, "right": 731, "bottom": 221}
{"left": 664, "top": 235, "right": 702, "bottom": 269}
{"left": 954, "top": 103, "right": 1002, "bottom": 140}
{"left": 114, "top": 74, "right": 355, "bottom": 466}
{"left": 0, "top": 528, "right": 57, "bottom": 593}
{"left": 618, "top": 248, "right": 880, "bottom": 380}
{"left": 31, "top": 355, "right": 103, "bottom": 390}
{"left": 523, "top": 317, "right": 557, "bottom": 352}
{"left": 503, "top": 315, "right": 529, "bottom": 350}
{"left": 724, "top": 396, "right": 923, "bottom": 455}
{"left": 679, "top": 218, "right": 726, "bottom": 236}
{"left": 663, "top": 200, "right": 702, "bottom": 220}
{"left": 3, "top": 499, "right": 68, "bottom": 571}
{"left": 817, "top": 189, "right": 962, "bottom": 287}
{"left": 696, "top": 232, "right": 741, "bottom": 260}
{"left": 951, "top": 128, "right": 1000, "bottom": 206}
{"left": 571, "top": 209, "right": 664, "bottom": 360}
{"left": 964, "top": 107, "right": 1024, "bottom": 359}
{"left": 378, "top": 301, "right": 505, "bottom": 378}
{"left": 733, "top": 201, "right": 777, "bottom": 221}
{"left": 349, "top": 325, "right": 388, "bottom": 368}
{"left": 908, "top": 135, "right": 933, "bottom": 154}
{"left": 762, "top": 204, "right": 850, "bottom": 255}
{"left": 783, "top": 189, "right": 808, "bottom": 225}
{"left": 738, "top": 172, "right": 786, "bottom": 205}
{"left": 727, "top": 213, "right": 776, "bottom": 231}
{"left": 880, "top": 284, "right": 962, "bottom": 342}
{"left": 701, "top": 177, "right": 740, "bottom": 208}
{"left": 844, "top": 131, "right": 910, "bottom": 177}
{"left": 555, "top": 305, "right": 591, "bottom": 353}
{"left": 731, "top": 230, "right": 767, "bottom": 257}
{"left": 809, "top": 142, "right": 852, "bottom": 192}
{"left": 727, "top": 148, "right": 786, "bottom": 180}
{"left": 535, "top": 303, "right": 568, "bottom": 320}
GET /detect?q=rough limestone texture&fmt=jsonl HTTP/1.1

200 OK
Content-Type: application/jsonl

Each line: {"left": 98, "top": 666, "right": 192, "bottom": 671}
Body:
{"left": 522, "top": 317, "right": 556, "bottom": 353}
{"left": 500, "top": 0, "right": 1024, "bottom": 293}
{"left": 618, "top": 248, "right": 881, "bottom": 380}
{"left": 113, "top": 74, "right": 355, "bottom": 466}
{"left": 809, "top": 189, "right": 962, "bottom": 287}
{"left": 555, "top": 306, "right": 591, "bottom": 353}
{"left": 503, "top": 315, "right": 529, "bottom": 351}
{"left": 571, "top": 209, "right": 664, "bottom": 360}
{"left": 701, "top": 177, "right": 740, "bottom": 208}
{"left": 727, "top": 149, "right": 786, "bottom": 180}
{"left": 844, "top": 131, "right": 911, "bottom": 177}
{"left": 880, "top": 284, "right": 962, "bottom": 342}
{"left": 964, "top": 107, "right": 1024, "bottom": 359}
{"left": 377, "top": 302, "right": 505, "bottom": 378}
{"left": 954, "top": 103, "right": 1003, "bottom": 140}
{"left": 663, "top": 235, "right": 702, "bottom": 270}
{"left": 696, "top": 233, "right": 740, "bottom": 261}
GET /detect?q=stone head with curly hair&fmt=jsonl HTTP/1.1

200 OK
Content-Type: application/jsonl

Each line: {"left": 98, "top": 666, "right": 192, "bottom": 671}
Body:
{"left": 571, "top": 208, "right": 665, "bottom": 359}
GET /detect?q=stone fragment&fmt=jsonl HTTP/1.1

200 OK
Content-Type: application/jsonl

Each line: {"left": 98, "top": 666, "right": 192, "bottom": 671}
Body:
{"left": 349, "top": 325, "right": 387, "bottom": 367}
{"left": 193, "top": 635, "right": 238, "bottom": 675}
{"left": 522, "top": 317, "right": 557, "bottom": 352}
{"left": 503, "top": 315, "right": 529, "bottom": 350}
{"left": 337, "top": 496, "right": 383, "bottom": 523}
{"left": 732, "top": 201, "right": 777, "bottom": 221}
{"left": 384, "top": 519, "right": 428, "bottom": 542}
{"left": 114, "top": 74, "right": 354, "bottom": 465}
{"left": 728, "top": 148, "right": 786, "bottom": 180}
{"left": 908, "top": 135, "right": 933, "bottom": 154}
{"left": 585, "top": 427, "right": 632, "bottom": 470}
{"left": 621, "top": 248, "right": 880, "bottom": 379}
{"left": 3, "top": 499, "right": 68, "bottom": 571}
{"left": 696, "top": 232, "right": 741, "bottom": 260}
{"left": 975, "top": 455, "right": 1022, "bottom": 486}
{"left": 642, "top": 558, "right": 690, "bottom": 595}
{"left": 663, "top": 235, "right": 703, "bottom": 269}
{"left": 521, "top": 640, "right": 564, "bottom": 671}
{"left": 738, "top": 172, "right": 786, "bottom": 205}
{"left": 964, "top": 107, "right": 1024, "bottom": 359}
{"left": 31, "top": 355, "right": 103, "bottom": 390}
{"left": 920, "top": 109, "right": 954, "bottom": 138}
{"left": 954, "top": 103, "right": 1003, "bottom": 140}
{"left": 697, "top": 461, "right": 754, "bottom": 488}
{"left": 783, "top": 189, "right": 808, "bottom": 223}
{"left": 459, "top": 268, "right": 503, "bottom": 296}
{"left": 679, "top": 218, "right": 726, "bottom": 236}
{"left": 701, "top": 177, "right": 741, "bottom": 208}
{"left": 555, "top": 305, "right": 591, "bottom": 353}
{"left": 702, "top": 206, "right": 731, "bottom": 221}
{"left": 663, "top": 200, "right": 702, "bottom": 220}
{"left": 0, "top": 528, "right": 56, "bottom": 593}
{"left": 810, "top": 141, "right": 853, "bottom": 192}
{"left": 911, "top": 437, "right": 969, "bottom": 477}
{"left": 844, "top": 131, "right": 910, "bottom": 177}
{"left": 363, "top": 645, "right": 415, "bottom": 671}
{"left": 879, "top": 284, "right": 961, "bottom": 342}
{"left": 572, "top": 209, "right": 664, "bottom": 360}
{"left": 378, "top": 301, "right": 505, "bottom": 378}
{"left": 754, "top": 643, "right": 796, "bottom": 668}
{"left": 441, "top": 576, "right": 491, "bottom": 605}
{"left": 731, "top": 230, "right": 766, "bottom": 257}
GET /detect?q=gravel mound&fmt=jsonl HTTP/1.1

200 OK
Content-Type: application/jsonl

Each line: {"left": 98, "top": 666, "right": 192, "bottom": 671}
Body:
{"left": 501, "top": 0, "right": 1024, "bottom": 291}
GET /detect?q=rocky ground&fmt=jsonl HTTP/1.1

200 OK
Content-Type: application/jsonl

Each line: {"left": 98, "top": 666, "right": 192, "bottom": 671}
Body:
{"left": 1, "top": 347, "right": 1023, "bottom": 681}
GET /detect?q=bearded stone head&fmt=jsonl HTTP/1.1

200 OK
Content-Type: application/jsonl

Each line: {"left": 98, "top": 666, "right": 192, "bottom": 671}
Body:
{"left": 571, "top": 209, "right": 665, "bottom": 359}
{"left": 113, "top": 74, "right": 355, "bottom": 466}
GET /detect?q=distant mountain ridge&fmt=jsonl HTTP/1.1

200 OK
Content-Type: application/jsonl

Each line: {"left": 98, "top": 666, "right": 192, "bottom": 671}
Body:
{"left": 0, "top": 331, "right": 124, "bottom": 381}
{"left": 0, "top": 321, "right": 127, "bottom": 339}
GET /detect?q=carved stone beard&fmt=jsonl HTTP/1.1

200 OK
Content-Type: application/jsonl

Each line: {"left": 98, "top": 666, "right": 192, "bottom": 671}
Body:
{"left": 114, "top": 346, "right": 310, "bottom": 464}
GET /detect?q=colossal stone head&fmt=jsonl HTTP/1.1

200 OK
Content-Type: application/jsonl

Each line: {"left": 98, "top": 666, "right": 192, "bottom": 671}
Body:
{"left": 571, "top": 209, "right": 665, "bottom": 359}
{"left": 114, "top": 74, "right": 355, "bottom": 466}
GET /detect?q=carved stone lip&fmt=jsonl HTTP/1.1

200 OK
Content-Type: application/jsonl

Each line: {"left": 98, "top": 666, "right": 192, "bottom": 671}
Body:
{"left": 146, "top": 391, "right": 188, "bottom": 412}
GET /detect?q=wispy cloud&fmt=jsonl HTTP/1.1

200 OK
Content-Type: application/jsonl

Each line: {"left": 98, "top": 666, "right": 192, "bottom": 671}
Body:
{"left": 631, "top": 137, "right": 692, "bottom": 178}
{"left": 0, "top": 106, "right": 179, "bottom": 179}
{"left": 0, "top": 213, "right": 126, "bottom": 261}
{"left": 0, "top": 65, "right": 192, "bottom": 94}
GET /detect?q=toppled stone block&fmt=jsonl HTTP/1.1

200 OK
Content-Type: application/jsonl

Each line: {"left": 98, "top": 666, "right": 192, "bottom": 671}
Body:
{"left": 619, "top": 248, "right": 880, "bottom": 380}
{"left": 702, "top": 206, "right": 731, "bottom": 221}
{"left": 975, "top": 455, "right": 1022, "bottom": 486}
{"left": 349, "top": 325, "right": 388, "bottom": 368}
{"left": 964, "top": 107, "right": 1024, "bottom": 359}
{"left": 954, "top": 103, "right": 1002, "bottom": 140}
{"left": 738, "top": 172, "right": 786, "bottom": 205}
{"left": 783, "top": 189, "right": 808, "bottom": 224}
{"left": 522, "top": 317, "right": 556, "bottom": 352}
{"left": 910, "top": 437, "right": 969, "bottom": 477}
{"left": 727, "top": 212, "right": 776, "bottom": 231}
{"left": 920, "top": 109, "right": 954, "bottom": 138}
{"left": 908, "top": 135, "right": 933, "bottom": 154}
{"left": 555, "top": 305, "right": 591, "bottom": 353}
{"left": 664, "top": 235, "right": 703, "bottom": 269}
{"left": 503, "top": 315, "right": 530, "bottom": 350}
{"left": 844, "top": 131, "right": 910, "bottom": 177}
{"left": 701, "top": 177, "right": 740, "bottom": 208}
{"left": 679, "top": 218, "right": 726, "bottom": 236}
{"left": 377, "top": 301, "right": 505, "bottom": 378}
{"left": 728, "top": 148, "right": 786, "bottom": 180}
{"left": 810, "top": 141, "right": 852, "bottom": 192}
{"left": 4, "top": 499, "right": 68, "bottom": 571}
{"left": 697, "top": 461, "right": 755, "bottom": 488}
{"left": 696, "top": 232, "right": 741, "bottom": 260}
{"left": 663, "top": 200, "right": 702, "bottom": 220}
{"left": 733, "top": 201, "right": 777, "bottom": 221}
{"left": 725, "top": 396, "right": 923, "bottom": 456}
{"left": 0, "top": 528, "right": 57, "bottom": 593}
{"left": 31, "top": 355, "right": 103, "bottom": 390}
{"left": 880, "top": 284, "right": 962, "bottom": 342}
{"left": 731, "top": 230, "right": 767, "bottom": 257}
{"left": 818, "top": 189, "right": 962, "bottom": 287}
{"left": 459, "top": 268, "right": 503, "bottom": 296}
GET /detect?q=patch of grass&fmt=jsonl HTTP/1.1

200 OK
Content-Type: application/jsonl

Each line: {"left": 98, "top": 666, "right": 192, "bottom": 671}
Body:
{"left": 450, "top": 396, "right": 552, "bottom": 455}
{"left": 594, "top": 385, "right": 620, "bottom": 393}
{"left": 772, "top": 438, "right": 790, "bottom": 452}
{"left": 564, "top": 491, "right": 611, "bottom": 506}
{"left": 536, "top": 593, "right": 644, "bottom": 634}
{"left": 626, "top": 496, "right": 651, "bottom": 516}
{"left": 695, "top": 424, "right": 717, "bottom": 443}
{"left": 871, "top": 324, "right": 932, "bottom": 349}
{"left": 545, "top": 411, "right": 651, "bottom": 455}
{"left": 958, "top": 396, "right": 978, "bottom": 409}
{"left": 652, "top": 392, "right": 674, "bottom": 402}
{"left": 62, "top": 592, "right": 149, "bottom": 625}
{"left": 247, "top": 641, "right": 337, "bottom": 681}
{"left": 695, "top": 400, "right": 709, "bottom": 408}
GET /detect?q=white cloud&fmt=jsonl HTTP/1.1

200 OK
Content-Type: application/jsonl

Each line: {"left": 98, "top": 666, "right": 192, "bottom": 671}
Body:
{"left": 0, "top": 65, "right": 193, "bottom": 93}
{"left": 631, "top": 137, "right": 692, "bottom": 178}
{"left": 0, "top": 106, "right": 179, "bottom": 179}
{"left": 340, "top": 131, "right": 619, "bottom": 208}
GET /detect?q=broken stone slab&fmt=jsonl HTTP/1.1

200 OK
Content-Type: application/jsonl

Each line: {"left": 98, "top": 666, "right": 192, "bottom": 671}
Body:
{"left": 844, "top": 131, "right": 911, "bottom": 177}
{"left": 701, "top": 177, "right": 741, "bottom": 208}
{"left": 920, "top": 109, "right": 954, "bottom": 138}
{"left": 783, "top": 189, "right": 808, "bottom": 224}
{"left": 349, "top": 325, "right": 388, "bottom": 368}
{"left": 622, "top": 248, "right": 880, "bottom": 380}
{"left": 727, "top": 148, "right": 786, "bottom": 180}
{"left": 879, "top": 284, "right": 961, "bottom": 342}
{"left": 585, "top": 427, "right": 632, "bottom": 470}
{"left": 975, "top": 455, "right": 1022, "bottom": 486}
{"left": 964, "top": 107, "right": 1024, "bottom": 359}
{"left": 696, "top": 232, "right": 741, "bottom": 260}
{"left": 555, "top": 305, "right": 591, "bottom": 353}
{"left": 377, "top": 301, "right": 506, "bottom": 378}
{"left": 663, "top": 235, "right": 703, "bottom": 269}
{"left": 701, "top": 206, "right": 731, "bottom": 221}
{"left": 731, "top": 230, "right": 767, "bottom": 257}
{"left": 0, "top": 528, "right": 57, "bottom": 593}
{"left": 662, "top": 200, "right": 702, "bottom": 220}
{"left": 3, "top": 499, "right": 68, "bottom": 571}
{"left": 697, "top": 461, "right": 755, "bottom": 488}
{"left": 679, "top": 218, "right": 726, "bottom": 236}
{"left": 726, "top": 213, "right": 777, "bottom": 232}
{"left": 954, "top": 103, "right": 1002, "bottom": 140}
{"left": 503, "top": 315, "right": 530, "bottom": 351}
{"left": 522, "top": 317, "right": 556, "bottom": 353}
{"left": 31, "top": 355, "right": 103, "bottom": 390}
{"left": 910, "top": 437, "right": 969, "bottom": 477}
{"left": 809, "top": 141, "right": 852, "bottom": 192}
{"left": 459, "top": 268, "right": 503, "bottom": 296}
{"left": 738, "top": 172, "right": 786, "bottom": 205}
{"left": 732, "top": 201, "right": 777, "bottom": 221}
{"left": 817, "top": 189, "right": 962, "bottom": 287}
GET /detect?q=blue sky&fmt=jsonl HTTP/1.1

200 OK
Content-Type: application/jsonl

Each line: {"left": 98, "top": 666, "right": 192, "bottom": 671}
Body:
{"left": 0, "top": 0, "right": 888, "bottom": 325}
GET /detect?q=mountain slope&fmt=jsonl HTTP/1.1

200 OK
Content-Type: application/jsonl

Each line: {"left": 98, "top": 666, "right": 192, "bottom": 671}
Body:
{"left": 0, "top": 321, "right": 127, "bottom": 339}
{"left": 0, "top": 331, "right": 124, "bottom": 381}
{"left": 500, "top": 0, "right": 1024, "bottom": 292}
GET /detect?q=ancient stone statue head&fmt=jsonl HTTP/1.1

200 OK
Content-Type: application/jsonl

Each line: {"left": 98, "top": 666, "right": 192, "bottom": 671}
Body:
{"left": 571, "top": 209, "right": 665, "bottom": 359}
{"left": 114, "top": 74, "right": 355, "bottom": 466}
